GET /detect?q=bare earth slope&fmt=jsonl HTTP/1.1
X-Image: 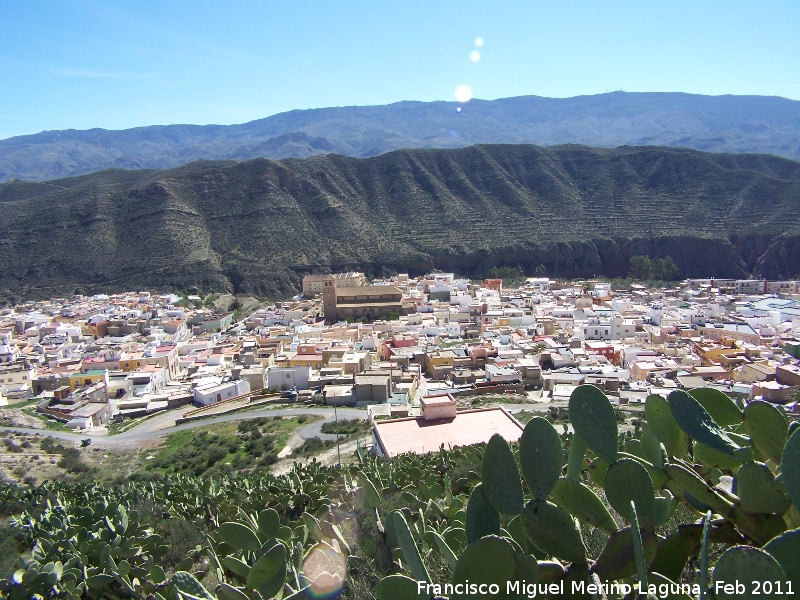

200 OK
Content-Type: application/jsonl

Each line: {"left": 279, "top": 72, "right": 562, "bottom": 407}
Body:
{"left": 2, "top": 92, "right": 799, "bottom": 182}
{"left": 1, "top": 144, "right": 799, "bottom": 302}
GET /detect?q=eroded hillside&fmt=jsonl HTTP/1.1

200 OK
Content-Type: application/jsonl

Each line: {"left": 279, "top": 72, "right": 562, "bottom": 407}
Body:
{"left": 1, "top": 144, "right": 799, "bottom": 301}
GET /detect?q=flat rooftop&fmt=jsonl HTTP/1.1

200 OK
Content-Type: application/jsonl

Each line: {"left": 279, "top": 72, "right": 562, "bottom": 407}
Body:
{"left": 373, "top": 407, "right": 523, "bottom": 459}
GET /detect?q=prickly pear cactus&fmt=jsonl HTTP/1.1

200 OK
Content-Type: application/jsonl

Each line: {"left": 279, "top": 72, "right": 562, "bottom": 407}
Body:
{"left": 246, "top": 543, "right": 287, "bottom": 599}
{"left": 376, "top": 574, "right": 428, "bottom": 600}
{"left": 605, "top": 458, "right": 656, "bottom": 527}
{"left": 173, "top": 570, "right": 215, "bottom": 599}
{"left": 551, "top": 478, "right": 617, "bottom": 534}
{"left": 735, "top": 462, "right": 789, "bottom": 515}
{"left": 693, "top": 439, "right": 744, "bottom": 470}
{"left": 743, "top": 401, "right": 788, "bottom": 464}
{"left": 645, "top": 393, "right": 687, "bottom": 458}
{"left": 780, "top": 427, "right": 800, "bottom": 509}
{"left": 391, "top": 510, "right": 431, "bottom": 584}
{"left": 465, "top": 483, "right": 501, "bottom": 544}
{"left": 482, "top": 433, "right": 524, "bottom": 515}
{"left": 3, "top": 383, "right": 798, "bottom": 600}
{"left": 450, "top": 535, "right": 517, "bottom": 600}
{"left": 521, "top": 500, "right": 586, "bottom": 564}
{"left": 763, "top": 528, "right": 800, "bottom": 588}
{"left": 712, "top": 546, "right": 787, "bottom": 600}
{"left": 688, "top": 387, "right": 743, "bottom": 426}
{"left": 668, "top": 390, "right": 739, "bottom": 455}
{"left": 519, "top": 417, "right": 563, "bottom": 500}
{"left": 569, "top": 384, "right": 618, "bottom": 464}
{"left": 591, "top": 525, "right": 658, "bottom": 581}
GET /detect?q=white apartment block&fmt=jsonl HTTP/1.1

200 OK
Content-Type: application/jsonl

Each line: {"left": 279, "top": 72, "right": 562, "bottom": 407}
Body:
{"left": 583, "top": 316, "right": 636, "bottom": 341}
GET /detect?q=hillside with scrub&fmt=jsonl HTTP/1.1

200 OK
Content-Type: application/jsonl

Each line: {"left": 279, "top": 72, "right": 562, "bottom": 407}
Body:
{"left": 1, "top": 144, "right": 799, "bottom": 304}
{"left": 1, "top": 385, "right": 798, "bottom": 599}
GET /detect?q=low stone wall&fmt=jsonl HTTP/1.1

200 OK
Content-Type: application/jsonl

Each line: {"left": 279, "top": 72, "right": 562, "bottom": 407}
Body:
{"left": 174, "top": 396, "right": 289, "bottom": 425}
{"left": 450, "top": 383, "right": 525, "bottom": 397}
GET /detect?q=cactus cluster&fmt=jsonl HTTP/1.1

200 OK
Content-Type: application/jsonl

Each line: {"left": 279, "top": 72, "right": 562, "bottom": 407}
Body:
{"left": 369, "top": 384, "right": 798, "bottom": 599}
{"left": 0, "top": 384, "right": 797, "bottom": 599}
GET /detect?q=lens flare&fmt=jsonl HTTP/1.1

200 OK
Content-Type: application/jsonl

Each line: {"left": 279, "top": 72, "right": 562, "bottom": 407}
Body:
{"left": 455, "top": 85, "right": 472, "bottom": 103}
{"left": 470, "top": 50, "right": 480, "bottom": 62}
{"left": 327, "top": 505, "right": 357, "bottom": 550}
{"left": 456, "top": 107, "right": 462, "bottom": 113}
{"left": 475, "top": 36, "right": 484, "bottom": 47}
{"left": 301, "top": 543, "right": 347, "bottom": 598}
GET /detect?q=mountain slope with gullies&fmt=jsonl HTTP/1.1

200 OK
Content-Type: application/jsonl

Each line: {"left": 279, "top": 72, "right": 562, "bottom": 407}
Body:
{"left": 2, "top": 92, "right": 800, "bottom": 182}
{"left": 1, "top": 144, "right": 799, "bottom": 302}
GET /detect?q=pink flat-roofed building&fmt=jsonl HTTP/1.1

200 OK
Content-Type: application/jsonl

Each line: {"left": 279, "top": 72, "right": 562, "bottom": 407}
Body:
{"left": 371, "top": 396, "right": 523, "bottom": 458}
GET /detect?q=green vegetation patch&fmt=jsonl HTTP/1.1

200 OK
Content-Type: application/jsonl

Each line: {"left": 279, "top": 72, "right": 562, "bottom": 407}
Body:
{"left": 320, "top": 418, "right": 370, "bottom": 436}
{"left": 146, "top": 415, "right": 320, "bottom": 476}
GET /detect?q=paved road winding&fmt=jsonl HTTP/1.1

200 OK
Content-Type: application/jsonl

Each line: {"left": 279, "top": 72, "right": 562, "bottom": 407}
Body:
{"left": 2, "top": 403, "right": 545, "bottom": 450}
{"left": 2, "top": 407, "right": 366, "bottom": 448}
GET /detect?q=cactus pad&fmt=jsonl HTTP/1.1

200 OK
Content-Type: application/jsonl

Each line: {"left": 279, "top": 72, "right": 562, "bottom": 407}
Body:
{"left": 247, "top": 543, "right": 287, "bottom": 599}
{"left": 551, "top": 478, "right": 617, "bottom": 534}
{"left": 451, "top": 535, "right": 517, "bottom": 600}
{"left": 465, "top": 483, "right": 501, "bottom": 544}
{"left": 391, "top": 511, "right": 431, "bottom": 584}
{"left": 356, "top": 471, "right": 382, "bottom": 509}
{"left": 713, "top": 545, "right": 787, "bottom": 600}
{"left": 744, "top": 401, "right": 788, "bottom": 463}
{"left": 664, "top": 463, "right": 732, "bottom": 515}
{"left": 763, "top": 528, "right": 800, "bottom": 588}
{"left": 513, "top": 552, "right": 539, "bottom": 584}
{"left": 605, "top": 458, "right": 656, "bottom": 527}
{"left": 217, "top": 521, "right": 261, "bottom": 552}
{"left": 522, "top": 500, "right": 586, "bottom": 564}
{"left": 589, "top": 457, "right": 610, "bottom": 487}
{"left": 519, "top": 417, "right": 563, "bottom": 500}
{"left": 735, "top": 462, "right": 789, "bottom": 514}
{"left": 649, "top": 531, "right": 691, "bottom": 582}
{"left": 591, "top": 526, "right": 658, "bottom": 581}
{"left": 172, "top": 571, "right": 215, "bottom": 600}
{"left": 668, "top": 390, "right": 739, "bottom": 455}
{"left": 505, "top": 514, "right": 531, "bottom": 554}
{"left": 688, "top": 387, "right": 743, "bottom": 426}
{"left": 645, "top": 394, "right": 687, "bottom": 457}
{"left": 376, "top": 574, "right": 428, "bottom": 600}
{"left": 257, "top": 508, "right": 280, "bottom": 540}
{"left": 569, "top": 384, "right": 618, "bottom": 464}
{"left": 693, "top": 440, "right": 744, "bottom": 470}
{"left": 654, "top": 491, "right": 679, "bottom": 527}
{"left": 640, "top": 425, "right": 668, "bottom": 468}
{"left": 482, "top": 434, "right": 524, "bottom": 515}
{"left": 780, "top": 428, "right": 800, "bottom": 509}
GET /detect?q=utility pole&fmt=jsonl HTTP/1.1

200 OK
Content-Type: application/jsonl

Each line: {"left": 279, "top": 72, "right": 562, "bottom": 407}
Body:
{"left": 334, "top": 400, "right": 341, "bottom": 466}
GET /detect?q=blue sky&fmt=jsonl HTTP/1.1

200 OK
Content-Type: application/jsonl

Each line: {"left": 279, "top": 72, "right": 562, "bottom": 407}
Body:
{"left": 1, "top": 0, "right": 798, "bottom": 140}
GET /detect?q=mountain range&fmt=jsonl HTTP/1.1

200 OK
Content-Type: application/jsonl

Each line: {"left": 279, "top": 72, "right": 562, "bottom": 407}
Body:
{"left": 1, "top": 144, "right": 798, "bottom": 303}
{"left": 2, "top": 92, "right": 799, "bottom": 182}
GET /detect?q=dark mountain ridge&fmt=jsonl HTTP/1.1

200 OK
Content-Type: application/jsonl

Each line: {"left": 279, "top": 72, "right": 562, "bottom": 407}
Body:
{"left": 1, "top": 144, "right": 799, "bottom": 303}
{"left": 2, "top": 92, "right": 800, "bottom": 182}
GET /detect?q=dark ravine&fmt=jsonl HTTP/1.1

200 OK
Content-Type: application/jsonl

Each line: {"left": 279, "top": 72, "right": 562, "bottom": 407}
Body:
{"left": 0, "top": 144, "right": 799, "bottom": 303}
{"left": 2, "top": 91, "right": 800, "bottom": 182}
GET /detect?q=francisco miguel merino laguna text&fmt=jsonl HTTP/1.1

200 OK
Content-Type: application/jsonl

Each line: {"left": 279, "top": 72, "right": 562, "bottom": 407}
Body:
{"left": 417, "top": 579, "right": 705, "bottom": 598}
